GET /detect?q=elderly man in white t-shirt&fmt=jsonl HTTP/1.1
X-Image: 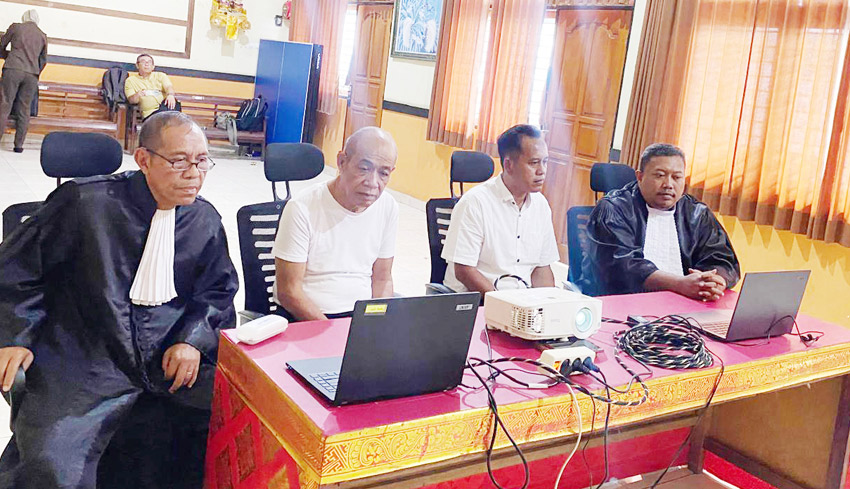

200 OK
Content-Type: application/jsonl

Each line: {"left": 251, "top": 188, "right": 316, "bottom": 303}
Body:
{"left": 272, "top": 127, "right": 399, "bottom": 321}
{"left": 441, "top": 124, "right": 560, "bottom": 293}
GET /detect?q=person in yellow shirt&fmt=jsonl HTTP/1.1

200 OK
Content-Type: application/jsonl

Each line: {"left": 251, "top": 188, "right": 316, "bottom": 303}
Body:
{"left": 124, "top": 53, "right": 177, "bottom": 119}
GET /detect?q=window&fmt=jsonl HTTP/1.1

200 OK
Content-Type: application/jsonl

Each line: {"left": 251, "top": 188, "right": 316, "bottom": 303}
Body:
{"left": 338, "top": 5, "right": 358, "bottom": 97}
{"left": 528, "top": 14, "right": 556, "bottom": 128}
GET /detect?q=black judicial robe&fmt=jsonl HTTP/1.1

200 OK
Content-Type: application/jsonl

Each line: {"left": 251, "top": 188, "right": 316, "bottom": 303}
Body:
{"left": 0, "top": 171, "right": 238, "bottom": 489}
{"left": 581, "top": 181, "right": 740, "bottom": 296}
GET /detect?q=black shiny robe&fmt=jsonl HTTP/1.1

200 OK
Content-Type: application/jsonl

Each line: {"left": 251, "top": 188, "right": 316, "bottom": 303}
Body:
{"left": 581, "top": 181, "right": 740, "bottom": 296}
{"left": 0, "top": 171, "right": 238, "bottom": 489}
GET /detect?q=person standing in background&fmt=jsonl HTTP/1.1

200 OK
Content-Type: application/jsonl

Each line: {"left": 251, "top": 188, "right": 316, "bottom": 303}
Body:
{"left": 0, "top": 9, "right": 48, "bottom": 153}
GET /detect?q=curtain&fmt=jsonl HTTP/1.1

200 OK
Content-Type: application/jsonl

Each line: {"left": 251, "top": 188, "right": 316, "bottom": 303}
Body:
{"left": 622, "top": 0, "right": 850, "bottom": 246}
{"left": 619, "top": 0, "right": 696, "bottom": 168}
{"left": 289, "top": 0, "right": 348, "bottom": 115}
{"left": 475, "top": 0, "right": 547, "bottom": 155}
{"left": 427, "top": 0, "right": 490, "bottom": 148}
{"left": 815, "top": 32, "right": 850, "bottom": 247}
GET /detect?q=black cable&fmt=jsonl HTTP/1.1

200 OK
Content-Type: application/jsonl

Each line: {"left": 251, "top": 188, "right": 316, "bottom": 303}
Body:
{"left": 465, "top": 360, "right": 530, "bottom": 489}
{"left": 467, "top": 357, "right": 650, "bottom": 407}
{"left": 580, "top": 395, "right": 598, "bottom": 489}
{"left": 494, "top": 274, "right": 530, "bottom": 290}
{"left": 614, "top": 316, "right": 714, "bottom": 370}
{"left": 593, "top": 371, "right": 613, "bottom": 489}
{"left": 648, "top": 345, "right": 725, "bottom": 488}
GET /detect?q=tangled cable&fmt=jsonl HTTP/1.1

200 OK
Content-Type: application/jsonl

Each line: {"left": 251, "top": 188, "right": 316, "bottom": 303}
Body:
{"left": 613, "top": 317, "right": 714, "bottom": 370}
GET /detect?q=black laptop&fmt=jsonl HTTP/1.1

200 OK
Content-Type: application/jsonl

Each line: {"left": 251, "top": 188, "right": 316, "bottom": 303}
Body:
{"left": 286, "top": 293, "right": 480, "bottom": 406}
{"left": 682, "top": 270, "right": 810, "bottom": 342}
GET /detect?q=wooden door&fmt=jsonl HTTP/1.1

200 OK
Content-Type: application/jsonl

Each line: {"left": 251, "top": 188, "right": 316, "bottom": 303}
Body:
{"left": 344, "top": 3, "right": 393, "bottom": 140}
{"left": 541, "top": 9, "right": 632, "bottom": 260}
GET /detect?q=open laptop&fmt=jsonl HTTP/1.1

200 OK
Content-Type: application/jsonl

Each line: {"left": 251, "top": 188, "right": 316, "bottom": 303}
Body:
{"left": 286, "top": 293, "right": 480, "bottom": 406}
{"left": 682, "top": 270, "right": 810, "bottom": 342}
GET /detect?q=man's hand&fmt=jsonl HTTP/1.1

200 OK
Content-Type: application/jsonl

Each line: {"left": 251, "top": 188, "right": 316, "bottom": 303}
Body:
{"left": 0, "top": 347, "right": 33, "bottom": 393}
{"left": 677, "top": 269, "right": 725, "bottom": 302}
{"left": 165, "top": 94, "right": 177, "bottom": 109}
{"left": 163, "top": 343, "right": 200, "bottom": 393}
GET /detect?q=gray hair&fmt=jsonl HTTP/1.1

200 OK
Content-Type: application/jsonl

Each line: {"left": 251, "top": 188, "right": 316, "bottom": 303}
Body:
{"left": 139, "top": 112, "right": 204, "bottom": 151}
{"left": 22, "top": 9, "right": 39, "bottom": 25}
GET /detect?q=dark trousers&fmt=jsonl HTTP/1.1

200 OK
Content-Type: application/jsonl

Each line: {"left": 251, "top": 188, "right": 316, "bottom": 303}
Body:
{"left": 273, "top": 307, "right": 352, "bottom": 322}
{"left": 0, "top": 68, "right": 39, "bottom": 149}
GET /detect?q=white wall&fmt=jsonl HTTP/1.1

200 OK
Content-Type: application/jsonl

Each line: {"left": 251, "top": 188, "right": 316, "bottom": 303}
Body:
{"left": 0, "top": 0, "right": 290, "bottom": 75}
{"left": 384, "top": 56, "right": 435, "bottom": 108}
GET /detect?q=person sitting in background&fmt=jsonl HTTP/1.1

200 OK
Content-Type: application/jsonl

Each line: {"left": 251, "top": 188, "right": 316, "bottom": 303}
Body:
{"left": 0, "top": 112, "right": 238, "bottom": 489}
{"left": 0, "top": 9, "right": 47, "bottom": 153}
{"left": 272, "top": 126, "right": 399, "bottom": 321}
{"left": 124, "top": 53, "right": 177, "bottom": 120}
{"left": 441, "top": 124, "right": 560, "bottom": 294}
{"left": 582, "top": 143, "right": 740, "bottom": 300}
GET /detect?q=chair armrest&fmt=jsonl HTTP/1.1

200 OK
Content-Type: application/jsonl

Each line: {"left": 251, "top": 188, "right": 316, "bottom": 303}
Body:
{"left": 238, "top": 309, "right": 265, "bottom": 325}
{"left": 2, "top": 367, "right": 26, "bottom": 432}
{"left": 425, "top": 283, "right": 456, "bottom": 295}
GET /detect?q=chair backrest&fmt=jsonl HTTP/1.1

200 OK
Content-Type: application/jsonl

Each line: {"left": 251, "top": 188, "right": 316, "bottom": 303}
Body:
{"left": 450, "top": 151, "right": 494, "bottom": 198}
{"left": 41, "top": 132, "right": 123, "bottom": 187}
{"left": 236, "top": 201, "right": 287, "bottom": 315}
{"left": 425, "top": 197, "right": 458, "bottom": 284}
{"left": 590, "top": 162, "right": 636, "bottom": 196}
{"left": 265, "top": 142, "right": 325, "bottom": 201}
{"left": 2, "top": 202, "right": 43, "bottom": 240}
{"left": 566, "top": 206, "right": 594, "bottom": 287}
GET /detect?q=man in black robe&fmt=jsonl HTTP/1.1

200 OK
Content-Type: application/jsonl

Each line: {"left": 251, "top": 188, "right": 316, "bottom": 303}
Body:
{"left": 0, "top": 111, "right": 238, "bottom": 488}
{"left": 582, "top": 143, "right": 740, "bottom": 300}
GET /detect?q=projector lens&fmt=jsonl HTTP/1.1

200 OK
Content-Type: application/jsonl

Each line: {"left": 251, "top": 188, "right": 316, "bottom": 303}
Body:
{"left": 575, "top": 307, "right": 593, "bottom": 332}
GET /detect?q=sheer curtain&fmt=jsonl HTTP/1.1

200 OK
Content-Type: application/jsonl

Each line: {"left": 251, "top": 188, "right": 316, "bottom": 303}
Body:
{"left": 427, "top": 0, "right": 490, "bottom": 148}
{"left": 428, "top": 0, "right": 545, "bottom": 152}
{"left": 475, "top": 0, "right": 546, "bottom": 155}
{"left": 622, "top": 0, "right": 850, "bottom": 245}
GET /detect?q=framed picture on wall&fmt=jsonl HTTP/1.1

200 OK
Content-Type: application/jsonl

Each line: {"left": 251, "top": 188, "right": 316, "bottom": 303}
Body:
{"left": 391, "top": 0, "right": 442, "bottom": 61}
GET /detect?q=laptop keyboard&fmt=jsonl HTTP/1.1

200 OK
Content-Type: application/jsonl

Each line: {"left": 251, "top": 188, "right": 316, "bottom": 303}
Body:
{"left": 309, "top": 371, "right": 339, "bottom": 394}
{"left": 698, "top": 319, "right": 731, "bottom": 338}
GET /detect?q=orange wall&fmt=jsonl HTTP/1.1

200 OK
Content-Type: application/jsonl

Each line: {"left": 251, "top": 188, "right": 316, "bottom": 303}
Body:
{"left": 720, "top": 216, "right": 850, "bottom": 328}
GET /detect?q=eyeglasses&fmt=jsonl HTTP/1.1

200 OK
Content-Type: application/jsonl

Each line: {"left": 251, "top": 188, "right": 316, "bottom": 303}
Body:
{"left": 143, "top": 147, "right": 216, "bottom": 172}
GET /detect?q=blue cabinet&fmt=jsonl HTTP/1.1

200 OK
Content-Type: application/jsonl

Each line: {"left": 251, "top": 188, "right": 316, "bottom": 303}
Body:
{"left": 254, "top": 40, "right": 322, "bottom": 144}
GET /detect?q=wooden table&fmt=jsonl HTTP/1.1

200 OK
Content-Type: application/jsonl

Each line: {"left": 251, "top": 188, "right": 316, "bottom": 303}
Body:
{"left": 204, "top": 291, "right": 850, "bottom": 489}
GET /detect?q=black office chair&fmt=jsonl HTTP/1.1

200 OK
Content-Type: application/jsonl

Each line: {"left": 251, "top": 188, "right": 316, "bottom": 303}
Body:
{"left": 566, "top": 206, "right": 595, "bottom": 294}
{"left": 590, "top": 162, "right": 636, "bottom": 200}
{"left": 425, "top": 151, "right": 495, "bottom": 294}
{"left": 2, "top": 132, "right": 124, "bottom": 240}
{"left": 2, "top": 132, "right": 122, "bottom": 428}
{"left": 236, "top": 143, "right": 324, "bottom": 323}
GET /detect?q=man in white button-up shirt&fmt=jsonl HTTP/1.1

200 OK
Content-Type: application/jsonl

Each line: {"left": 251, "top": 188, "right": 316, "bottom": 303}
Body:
{"left": 441, "top": 125, "right": 560, "bottom": 293}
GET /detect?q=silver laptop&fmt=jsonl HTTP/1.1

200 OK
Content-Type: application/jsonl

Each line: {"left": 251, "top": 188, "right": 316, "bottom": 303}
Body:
{"left": 682, "top": 270, "right": 810, "bottom": 342}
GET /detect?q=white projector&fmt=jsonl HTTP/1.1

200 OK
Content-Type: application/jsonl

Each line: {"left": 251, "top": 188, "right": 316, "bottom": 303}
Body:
{"left": 484, "top": 287, "right": 602, "bottom": 341}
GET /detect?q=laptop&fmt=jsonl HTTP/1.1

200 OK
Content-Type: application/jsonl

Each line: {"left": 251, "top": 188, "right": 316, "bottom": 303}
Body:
{"left": 682, "top": 270, "right": 810, "bottom": 342}
{"left": 286, "top": 293, "right": 480, "bottom": 406}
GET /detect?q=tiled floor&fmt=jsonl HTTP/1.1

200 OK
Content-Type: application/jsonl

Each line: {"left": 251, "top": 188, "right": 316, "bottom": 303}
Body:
{"left": 0, "top": 136, "right": 431, "bottom": 450}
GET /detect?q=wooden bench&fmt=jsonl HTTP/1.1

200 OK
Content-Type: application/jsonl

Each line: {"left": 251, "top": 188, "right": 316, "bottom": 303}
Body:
{"left": 124, "top": 93, "right": 265, "bottom": 156}
{"left": 3, "top": 82, "right": 125, "bottom": 142}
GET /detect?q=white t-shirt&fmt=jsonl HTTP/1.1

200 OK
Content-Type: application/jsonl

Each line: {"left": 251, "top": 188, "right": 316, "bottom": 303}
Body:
{"left": 643, "top": 205, "right": 684, "bottom": 277}
{"left": 441, "top": 176, "right": 560, "bottom": 292}
{"left": 272, "top": 182, "right": 399, "bottom": 314}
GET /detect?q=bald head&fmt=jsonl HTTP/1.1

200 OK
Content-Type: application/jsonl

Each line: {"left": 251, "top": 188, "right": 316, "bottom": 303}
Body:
{"left": 332, "top": 126, "right": 398, "bottom": 213}
{"left": 343, "top": 126, "right": 397, "bottom": 161}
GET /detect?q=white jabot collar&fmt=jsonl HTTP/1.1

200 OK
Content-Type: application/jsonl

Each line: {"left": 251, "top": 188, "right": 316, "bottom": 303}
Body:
{"left": 129, "top": 208, "right": 178, "bottom": 306}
